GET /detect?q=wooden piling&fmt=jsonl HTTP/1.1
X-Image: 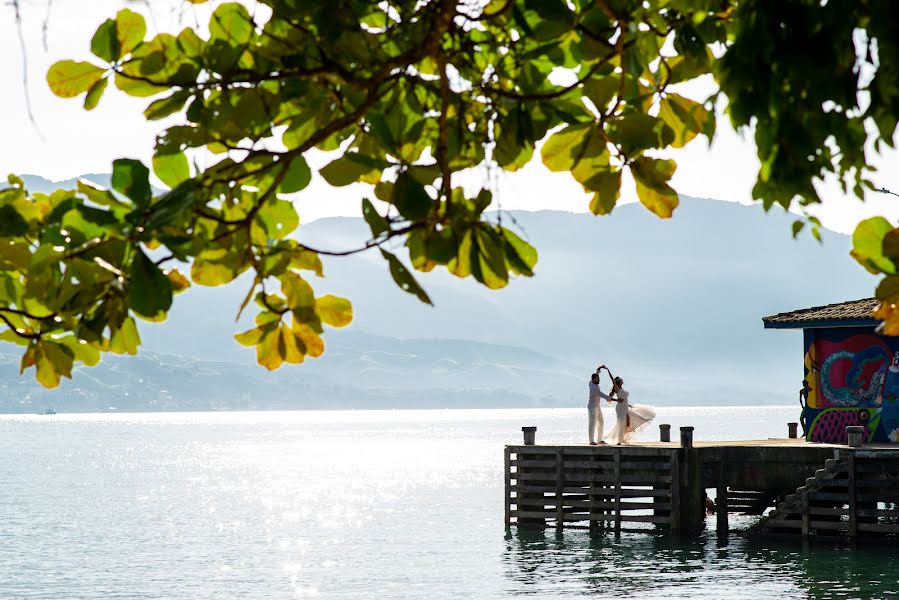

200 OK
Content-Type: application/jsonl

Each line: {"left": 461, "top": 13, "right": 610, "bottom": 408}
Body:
{"left": 716, "top": 453, "right": 729, "bottom": 534}
{"left": 504, "top": 446, "right": 512, "bottom": 527}
{"left": 659, "top": 424, "right": 671, "bottom": 442}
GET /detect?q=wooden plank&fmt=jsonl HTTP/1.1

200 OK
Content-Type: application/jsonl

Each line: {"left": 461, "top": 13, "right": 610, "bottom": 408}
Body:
{"left": 534, "top": 499, "right": 669, "bottom": 511}
{"left": 511, "top": 485, "right": 670, "bottom": 497}
{"left": 778, "top": 506, "right": 848, "bottom": 517}
{"left": 807, "top": 491, "right": 850, "bottom": 502}
{"left": 518, "top": 472, "right": 672, "bottom": 485}
{"left": 504, "top": 447, "right": 512, "bottom": 527}
{"left": 614, "top": 448, "right": 621, "bottom": 535}
{"left": 561, "top": 460, "right": 672, "bottom": 471}
{"left": 511, "top": 459, "right": 558, "bottom": 469}
{"left": 509, "top": 510, "right": 671, "bottom": 524}
{"left": 848, "top": 453, "right": 857, "bottom": 538}
{"left": 857, "top": 522, "right": 899, "bottom": 533}
{"left": 766, "top": 519, "right": 802, "bottom": 529}
{"left": 510, "top": 445, "right": 676, "bottom": 457}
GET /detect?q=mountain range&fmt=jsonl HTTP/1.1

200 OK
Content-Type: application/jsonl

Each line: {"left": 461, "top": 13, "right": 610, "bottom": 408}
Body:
{"left": 2, "top": 174, "right": 876, "bottom": 412}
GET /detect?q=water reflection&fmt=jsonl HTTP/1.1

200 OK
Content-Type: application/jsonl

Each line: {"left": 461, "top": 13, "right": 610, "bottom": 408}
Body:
{"left": 503, "top": 529, "right": 899, "bottom": 599}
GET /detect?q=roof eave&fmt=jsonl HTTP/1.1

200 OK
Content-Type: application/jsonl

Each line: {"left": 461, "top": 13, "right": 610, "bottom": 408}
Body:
{"left": 762, "top": 318, "right": 880, "bottom": 330}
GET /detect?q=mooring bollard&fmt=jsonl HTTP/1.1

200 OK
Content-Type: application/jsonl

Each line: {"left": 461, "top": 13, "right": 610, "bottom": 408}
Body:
{"left": 788, "top": 422, "right": 799, "bottom": 439}
{"left": 659, "top": 424, "right": 671, "bottom": 442}
{"left": 680, "top": 426, "right": 694, "bottom": 448}
{"left": 846, "top": 425, "right": 864, "bottom": 448}
{"left": 522, "top": 426, "right": 537, "bottom": 446}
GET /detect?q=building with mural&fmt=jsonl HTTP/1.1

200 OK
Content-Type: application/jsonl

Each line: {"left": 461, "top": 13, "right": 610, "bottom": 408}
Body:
{"left": 764, "top": 298, "right": 899, "bottom": 444}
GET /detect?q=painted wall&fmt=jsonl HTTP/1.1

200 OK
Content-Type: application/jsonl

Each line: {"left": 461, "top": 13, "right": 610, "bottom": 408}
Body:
{"left": 803, "top": 326, "right": 899, "bottom": 444}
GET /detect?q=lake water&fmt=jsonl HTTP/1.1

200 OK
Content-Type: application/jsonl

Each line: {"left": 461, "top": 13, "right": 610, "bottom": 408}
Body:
{"left": 1, "top": 407, "right": 897, "bottom": 599}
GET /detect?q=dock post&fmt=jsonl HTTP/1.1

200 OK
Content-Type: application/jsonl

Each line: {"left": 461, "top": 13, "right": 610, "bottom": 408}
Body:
{"left": 613, "top": 447, "right": 622, "bottom": 536}
{"left": 846, "top": 425, "right": 864, "bottom": 448}
{"left": 677, "top": 427, "right": 704, "bottom": 533}
{"left": 522, "top": 426, "right": 537, "bottom": 445}
{"left": 659, "top": 424, "right": 671, "bottom": 442}
{"left": 788, "top": 422, "right": 798, "bottom": 439}
{"left": 716, "top": 451, "right": 729, "bottom": 535}
{"left": 680, "top": 426, "right": 694, "bottom": 448}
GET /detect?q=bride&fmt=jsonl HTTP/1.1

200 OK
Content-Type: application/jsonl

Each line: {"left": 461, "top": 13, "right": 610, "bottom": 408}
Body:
{"left": 605, "top": 375, "right": 656, "bottom": 445}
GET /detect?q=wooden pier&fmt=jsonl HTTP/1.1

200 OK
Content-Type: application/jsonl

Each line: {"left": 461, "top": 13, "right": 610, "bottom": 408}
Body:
{"left": 505, "top": 426, "right": 899, "bottom": 539}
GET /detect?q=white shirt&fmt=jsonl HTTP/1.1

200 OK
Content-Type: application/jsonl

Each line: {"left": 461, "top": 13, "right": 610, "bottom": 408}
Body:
{"left": 588, "top": 381, "right": 610, "bottom": 408}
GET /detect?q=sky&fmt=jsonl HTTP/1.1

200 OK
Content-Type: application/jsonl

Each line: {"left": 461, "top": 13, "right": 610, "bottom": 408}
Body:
{"left": 2, "top": 0, "right": 899, "bottom": 233}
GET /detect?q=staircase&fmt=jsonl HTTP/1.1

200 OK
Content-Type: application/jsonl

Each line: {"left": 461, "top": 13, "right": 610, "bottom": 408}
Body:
{"left": 757, "top": 449, "right": 899, "bottom": 537}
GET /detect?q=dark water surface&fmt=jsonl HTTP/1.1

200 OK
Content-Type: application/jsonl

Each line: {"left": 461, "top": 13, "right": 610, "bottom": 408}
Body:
{"left": 1, "top": 408, "right": 896, "bottom": 599}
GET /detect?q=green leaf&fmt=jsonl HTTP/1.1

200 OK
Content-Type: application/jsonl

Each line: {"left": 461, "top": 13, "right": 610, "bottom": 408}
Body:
{"left": 46, "top": 61, "right": 105, "bottom": 98}
{"left": 659, "top": 93, "right": 711, "bottom": 148}
{"left": 145, "top": 180, "right": 198, "bottom": 230}
{"left": 380, "top": 249, "right": 432, "bottom": 305}
{"left": 210, "top": 2, "right": 254, "bottom": 45}
{"left": 502, "top": 228, "right": 538, "bottom": 277}
{"left": 281, "top": 271, "right": 314, "bottom": 310}
{"left": 315, "top": 295, "right": 353, "bottom": 327}
{"left": 115, "top": 8, "right": 147, "bottom": 56}
{"left": 319, "top": 154, "right": 383, "bottom": 187}
{"left": 152, "top": 152, "right": 190, "bottom": 188}
{"left": 144, "top": 90, "right": 192, "bottom": 120}
{"left": 91, "top": 19, "right": 120, "bottom": 62}
{"left": 112, "top": 159, "right": 152, "bottom": 207}
{"left": 362, "top": 198, "right": 389, "bottom": 237}
{"left": 114, "top": 72, "right": 167, "bottom": 97}
{"left": 631, "top": 157, "right": 679, "bottom": 218}
{"left": 128, "top": 248, "right": 173, "bottom": 320}
{"left": 472, "top": 228, "right": 509, "bottom": 289}
{"left": 851, "top": 217, "right": 896, "bottom": 275}
{"left": 109, "top": 316, "right": 141, "bottom": 355}
{"left": 792, "top": 220, "right": 805, "bottom": 239}
{"left": 34, "top": 341, "right": 74, "bottom": 388}
{"left": 583, "top": 75, "right": 618, "bottom": 112}
{"left": 541, "top": 123, "right": 593, "bottom": 172}
{"left": 587, "top": 171, "right": 622, "bottom": 215}
{"left": 392, "top": 172, "right": 432, "bottom": 221}
{"left": 254, "top": 199, "right": 299, "bottom": 240}
{"left": 280, "top": 157, "right": 312, "bottom": 194}
{"left": 83, "top": 76, "right": 109, "bottom": 111}
{"left": 0, "top": 205, "right": 29, "bottom": 236}
{"left": 610, "top": 114, "right": 674, "bottom": 155}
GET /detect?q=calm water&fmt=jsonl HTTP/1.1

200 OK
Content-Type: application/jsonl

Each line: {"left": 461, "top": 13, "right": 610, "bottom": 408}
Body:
{"left": 1, "top": 407, "right": 897, "bottom": 599}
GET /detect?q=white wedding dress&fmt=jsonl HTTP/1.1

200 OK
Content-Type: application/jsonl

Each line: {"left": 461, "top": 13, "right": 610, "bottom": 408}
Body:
{"left": 605, "top": 386, "right": 656, "bottom": 444}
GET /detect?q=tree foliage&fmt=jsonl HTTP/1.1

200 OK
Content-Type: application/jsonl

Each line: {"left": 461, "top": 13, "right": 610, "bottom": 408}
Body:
{"left": 3, "top": 0, "right": 899, "bottom": 387}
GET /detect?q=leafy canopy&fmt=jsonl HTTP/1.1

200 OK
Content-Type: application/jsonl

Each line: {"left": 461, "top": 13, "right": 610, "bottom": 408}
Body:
{"left": 3, "top": 0, "right": 899, "bottom": 387}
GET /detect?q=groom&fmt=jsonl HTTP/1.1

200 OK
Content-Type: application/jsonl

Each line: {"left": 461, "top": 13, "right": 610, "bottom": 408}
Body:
{"left": 588, "top": 366, "right": 613, "bottom": 445}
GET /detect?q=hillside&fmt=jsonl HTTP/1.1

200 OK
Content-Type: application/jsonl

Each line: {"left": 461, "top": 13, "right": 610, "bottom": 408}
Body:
{"left": 0, "top": 188, "right": 876, "bottom": 412}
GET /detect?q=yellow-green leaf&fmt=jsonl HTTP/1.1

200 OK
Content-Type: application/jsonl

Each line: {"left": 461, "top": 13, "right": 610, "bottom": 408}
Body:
{"left": 47, "top": 61, "right": 105, "bottom": 98}
{"left": 631, "top": 157, "right": 679, "bottom": 218}
{"left": 315, "top": 295, "right": 353, "bottom": 327}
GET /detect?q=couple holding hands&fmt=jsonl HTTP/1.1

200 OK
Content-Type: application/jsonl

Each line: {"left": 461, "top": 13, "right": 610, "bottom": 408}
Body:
{"left": 588, "top": 365, "right": 656, "bottom": 445}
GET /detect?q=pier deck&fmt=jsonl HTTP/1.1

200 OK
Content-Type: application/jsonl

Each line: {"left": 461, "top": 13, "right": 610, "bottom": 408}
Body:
{"left": 505, "top": 430, "right": 899, "bottom": 539}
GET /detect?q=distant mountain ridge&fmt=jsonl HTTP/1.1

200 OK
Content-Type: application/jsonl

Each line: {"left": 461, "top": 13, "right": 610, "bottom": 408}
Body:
{"left": 0, "top": 178, "right": 876, "bottom": 412}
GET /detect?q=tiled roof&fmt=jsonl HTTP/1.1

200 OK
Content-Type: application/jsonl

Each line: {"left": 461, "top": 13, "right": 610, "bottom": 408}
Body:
{"left": 763, "top": 298, "right": 879, "bottom": 329}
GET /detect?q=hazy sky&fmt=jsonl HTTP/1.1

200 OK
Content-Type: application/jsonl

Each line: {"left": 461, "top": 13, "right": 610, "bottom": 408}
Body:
{"left": 2, "top": 0, "right": 899, "bottom": 233}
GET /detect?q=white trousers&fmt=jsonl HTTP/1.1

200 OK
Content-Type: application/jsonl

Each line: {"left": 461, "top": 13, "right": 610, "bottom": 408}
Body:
{"left": 588, "top": 405, "right": 604, "bottom": 444}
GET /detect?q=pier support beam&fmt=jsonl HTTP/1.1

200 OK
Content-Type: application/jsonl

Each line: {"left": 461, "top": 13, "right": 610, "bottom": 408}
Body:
{"left": 677, "top": 427, "right": 706, "bottom": 534}
{"left": 716, "top": 453, "right": 729, "bottom": 535}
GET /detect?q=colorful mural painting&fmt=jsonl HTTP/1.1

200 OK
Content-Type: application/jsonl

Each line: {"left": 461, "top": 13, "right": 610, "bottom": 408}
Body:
{"left": 803, "top": 326, "right": 899, "bottom": 443}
